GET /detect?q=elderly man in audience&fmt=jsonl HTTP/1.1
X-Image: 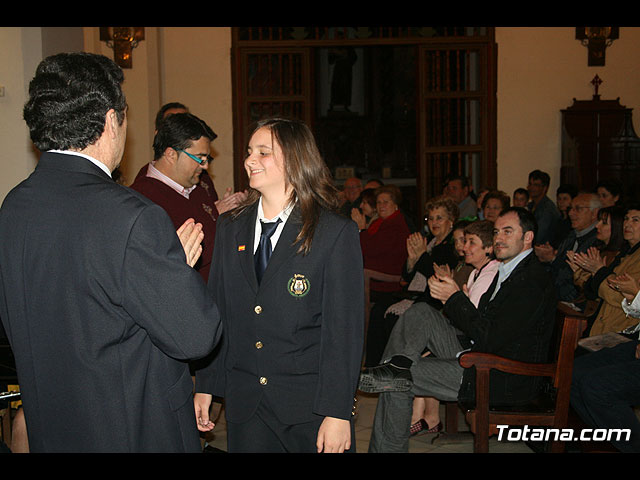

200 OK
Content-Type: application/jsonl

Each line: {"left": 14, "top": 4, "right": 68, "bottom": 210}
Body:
{"left": 534, "top": 192, "right": 601, "bottom": 308}
{"left": 571, "top": 272, "right": 640, "bottom": 453}
{"left": 339, "top": 177, "right": 363, "bottom": 217}
{"left": 363, "top": 208, "right": 556, "bottom": 452}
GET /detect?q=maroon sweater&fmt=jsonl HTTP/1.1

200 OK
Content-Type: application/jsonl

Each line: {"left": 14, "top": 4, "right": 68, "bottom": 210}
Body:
{"left": 130, "top": 165, "right": 219, "bottom": 283}
{"left": 359, "top": 210, "right": 410, "bottom": 292}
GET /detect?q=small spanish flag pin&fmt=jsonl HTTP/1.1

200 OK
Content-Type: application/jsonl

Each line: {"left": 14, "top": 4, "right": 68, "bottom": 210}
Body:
{"left": 238, "top": 245, "right": 246, "bottom": 252}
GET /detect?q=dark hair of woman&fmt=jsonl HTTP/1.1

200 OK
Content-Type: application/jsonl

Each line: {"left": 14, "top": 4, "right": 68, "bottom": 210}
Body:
{"left": 598, "top": 205, "right": 625, "bottom": 253}
{"left": 233, "top": 117, "right": 339, "bottom": 255}
{"left": 464, "top": 219, "right": 495, "bottom": 249}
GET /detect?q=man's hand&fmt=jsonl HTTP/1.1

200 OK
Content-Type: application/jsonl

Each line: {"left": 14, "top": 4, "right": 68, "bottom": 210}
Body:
{"left": 193, "top": 393, "right": 215, "bottom": 432}
{"left": 316, "top": 417, "right": 351, "bottom": 453}
{"left": 176, "top": 218, "right": 204, "bottom": 267}
{"left": 427, "top": 273, "right": 460, "bottom": 304}
{"left": 534, "top": 242, "right": 556, "bottom": 263}
{"left": 215, "top": 187, "right": 248, "bottom": 214}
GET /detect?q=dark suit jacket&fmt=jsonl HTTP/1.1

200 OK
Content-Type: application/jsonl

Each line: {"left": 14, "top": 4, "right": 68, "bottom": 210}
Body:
{"left": 196, "top": 202, "right": 364, "bottom": 425}
{"left": 443, "top": 251, "right": 557, "bottom": 406}
{"left": 0, "top": 152, "right": 222, "bottom": 452}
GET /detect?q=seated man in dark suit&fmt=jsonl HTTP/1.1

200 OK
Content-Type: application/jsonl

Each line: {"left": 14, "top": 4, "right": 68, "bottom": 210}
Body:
{"left": 363, "top": 207, "right": 557, "bottom": 452}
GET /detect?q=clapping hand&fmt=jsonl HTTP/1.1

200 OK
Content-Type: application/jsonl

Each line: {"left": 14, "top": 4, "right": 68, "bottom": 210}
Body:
{"left": 215, "top": 187, "right": 248, "bottom": 214}
{"left": 351, "top": 208, "right": 367, "bottom": 230}
{"left": 607, "top": 272, "right": 640, "bottom": 301}
{"left": 406, "top": 232, "right": 428, "bottom": 271}
{"left": 534, "top": 242, "right": 556, "bottom": 263}
{"left": 177, "top": 218, "right": 204, "bottom": 267}
{"left": 573, "top": 247, "right": 605, "bottom": 274}
{"left": 427, "top": 269, "right": 460, "bottom": 304}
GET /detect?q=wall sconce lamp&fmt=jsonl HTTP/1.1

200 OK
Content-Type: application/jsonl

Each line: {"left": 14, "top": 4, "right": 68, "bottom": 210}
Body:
{"left": 576, "top": 27, "right": 619, "bottom": 66}
{"left": 100, "top": 27, "right": 145, "bottom": 69}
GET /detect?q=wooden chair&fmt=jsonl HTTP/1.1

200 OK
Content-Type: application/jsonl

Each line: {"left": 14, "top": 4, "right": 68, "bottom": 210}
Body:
{"left": 363, "top": 268, "right": 402, "bottom": 334}
{"left": 456, "top": 303, "right": 587, "bottom": 453}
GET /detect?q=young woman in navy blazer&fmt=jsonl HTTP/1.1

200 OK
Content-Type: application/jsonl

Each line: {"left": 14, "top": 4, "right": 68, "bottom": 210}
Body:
{"left": 194, "top": 118, "right": 364, "bottom": 453}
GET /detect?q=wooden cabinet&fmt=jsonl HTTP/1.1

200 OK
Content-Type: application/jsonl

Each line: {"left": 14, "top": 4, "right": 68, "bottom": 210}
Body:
{"left": 561, "top": 93, "right": 640, "bottom": 200}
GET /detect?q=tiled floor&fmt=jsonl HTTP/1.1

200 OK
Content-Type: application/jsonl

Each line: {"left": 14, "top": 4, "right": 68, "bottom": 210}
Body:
{"left": 202, "top": 392, "right": 534, "bottom": 453}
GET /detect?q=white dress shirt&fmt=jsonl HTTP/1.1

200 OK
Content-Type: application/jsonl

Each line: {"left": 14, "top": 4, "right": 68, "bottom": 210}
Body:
{"left": 253, "top": 197, "right": 294, "bottom": 254}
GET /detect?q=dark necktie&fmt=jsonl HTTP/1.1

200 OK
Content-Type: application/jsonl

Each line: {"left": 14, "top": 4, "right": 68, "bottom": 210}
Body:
{"left": 255, "top": 218, "right": 282, "bottom": 284}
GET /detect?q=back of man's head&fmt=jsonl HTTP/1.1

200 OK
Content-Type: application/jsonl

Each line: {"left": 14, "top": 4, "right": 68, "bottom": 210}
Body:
{"left": 153, "top": 113, "right": 217, "bottom": 160}
{"left": 23, "top": 52, "right": 127, "bottom": 152}
{"left": 154, "top": 102, "right": 189, "bottom": 131}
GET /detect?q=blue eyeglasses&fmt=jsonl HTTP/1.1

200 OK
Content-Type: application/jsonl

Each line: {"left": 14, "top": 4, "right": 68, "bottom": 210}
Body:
{"left": 176, "top": 149, "right": 214, "bottom": 165}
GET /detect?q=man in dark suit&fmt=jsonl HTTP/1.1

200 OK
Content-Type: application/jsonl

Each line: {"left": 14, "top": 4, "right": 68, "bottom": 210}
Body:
{"left": 363, "top": 207, "right": 557, "bottom": 452}
{"left": 0, "top": 52, "right": 222, "bottom": 452}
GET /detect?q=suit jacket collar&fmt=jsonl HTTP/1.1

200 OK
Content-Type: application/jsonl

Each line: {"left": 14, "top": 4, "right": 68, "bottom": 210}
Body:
{"left": 235, "top": 202, "right": 303, "bottom": 293}
{"left": 38, "top": 151, "right": 113, "bottom": 181}
{"left": 479, "top": 250, "right": 536, "bottom": 311}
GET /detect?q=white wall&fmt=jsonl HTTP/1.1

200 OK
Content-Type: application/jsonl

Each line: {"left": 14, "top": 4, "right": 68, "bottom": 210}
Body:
{"left": 495, "top": 27, "right": 640, "bottom": 200}
{"left": 4, "top": 27, "right": 640, "bottom": 206}
{"left": 0, "top": 27, "right": 41, "bottom": 203}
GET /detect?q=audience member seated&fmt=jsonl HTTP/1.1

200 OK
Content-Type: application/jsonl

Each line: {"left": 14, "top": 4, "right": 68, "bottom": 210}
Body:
{"left": 527, "top": 169, "right": 561, "bottom": 246}
{"left": 553, "top": 183, "right": 579, "bottom": 247}
{"left": 534, "top": 192, "right": 601, "bottom": 307}
{"left": 571, "top": 277, "right": 640, "bottom": 453}
{"left": 480, "top": 190, "right": 510, "bottom": 223}
{"left": 582, "top": 203, "right": 640, "bottom": 336}
{"left": 474, "top": 187, "right": 490, "bottom": 219}
{"left": 362, "top": 208, "right": 557, "bottom": 452}
{"left": 351, "top": 187, "right": 378, "bottom": 230}
{"left": 360, "top": 220, "right": 499, "bottom": 436}
{"left": 404, "top": 196, "right": 461, "bottom": 309}
{"left": 358, "top": 185, "right": 411, "bottom": 302}
{"left": 364, "top": 219, "right": 471, "bottom": 367}
{"left": 568, "top": 205, "right": 625, "bottom": 316}
{"left": 443, "top": 174, "right": 477, "bottom": 219}
{"left": 596, "top": 178, "right": 623, "bottom": 208}
{"left": 513, "top": 187, "right": 529, "bottom": 208}
{"left": 338, "top": 177, "right": 363, "bottom": 217}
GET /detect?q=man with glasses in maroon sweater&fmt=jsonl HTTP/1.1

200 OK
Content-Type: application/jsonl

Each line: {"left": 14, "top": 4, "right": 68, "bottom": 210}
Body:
{"left": 131, "top": 112, "right": 244, "bottom": 283}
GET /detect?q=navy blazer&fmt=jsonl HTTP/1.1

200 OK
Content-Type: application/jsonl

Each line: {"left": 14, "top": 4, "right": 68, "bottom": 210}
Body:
{"left": 196, "top": 202, "right": 364, "bottom": 425}
{"left": 0, "top": 152, "right": 221, "bottom": 452}
{"left": 443, "top": 251, "right": 557, "bottom": 406}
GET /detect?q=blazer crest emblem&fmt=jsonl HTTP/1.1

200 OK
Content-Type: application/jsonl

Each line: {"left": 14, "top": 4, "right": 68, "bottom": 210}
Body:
{"left": 288, "top": 273, "right": 310, "bottom": 297}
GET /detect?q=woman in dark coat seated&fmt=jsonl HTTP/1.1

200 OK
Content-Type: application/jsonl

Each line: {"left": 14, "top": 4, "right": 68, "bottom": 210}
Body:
{"left": 364, "top": 196, "right": 461, "bottom": 367}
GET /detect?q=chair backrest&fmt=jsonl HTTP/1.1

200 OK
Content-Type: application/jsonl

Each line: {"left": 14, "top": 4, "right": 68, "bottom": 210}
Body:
{"left": 547, "top": 304, "right": 587, "bottom": 427}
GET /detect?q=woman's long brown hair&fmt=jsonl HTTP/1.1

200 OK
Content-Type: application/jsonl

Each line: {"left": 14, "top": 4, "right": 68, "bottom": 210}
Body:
{"left": 232, "top": 117, "right": 340, "bottom": 255}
